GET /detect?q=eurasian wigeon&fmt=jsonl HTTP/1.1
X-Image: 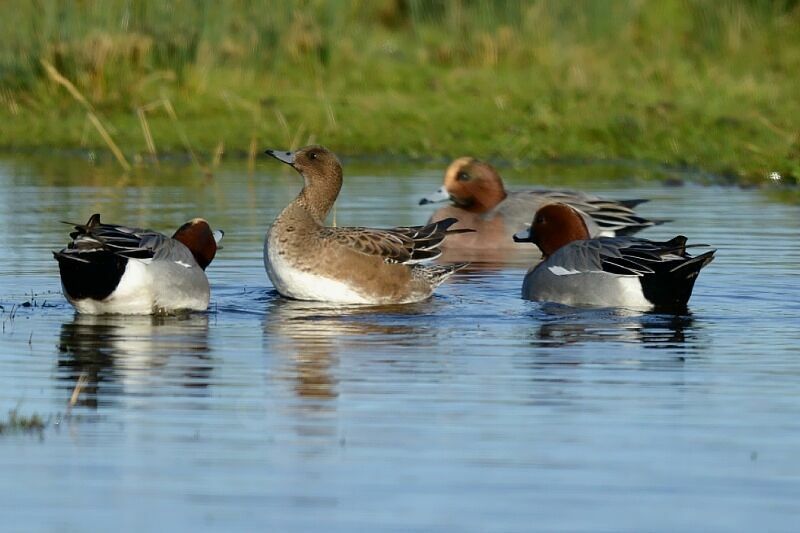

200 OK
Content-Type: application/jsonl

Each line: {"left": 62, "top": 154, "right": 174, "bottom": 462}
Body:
{"left": 420, "top": 157, "right": 664, "bottom": 249}
{"left": 54, "top": 214, "right": 223, "bottom": 314}
{"left": 264, "top": 145, "right": 471, "bottom": 304}
{"left": 513, "top": 203, "right": 715, "bottom": 311}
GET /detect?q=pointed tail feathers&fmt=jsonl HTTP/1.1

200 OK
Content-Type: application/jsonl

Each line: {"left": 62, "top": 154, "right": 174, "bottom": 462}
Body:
{"left": 617, "top": 199, "right": 649, "bottom": 209}
{"left": 424, "top": 217, "right": 476, "bottom": 236}
{"left": 670, "top": 249, "right": 716, "bottom": 275}
{"left": 641, "top": 249, "right": 716, "bottom": 310}
{"left": 414, "top": 262, "right": 469, "bottom": 288}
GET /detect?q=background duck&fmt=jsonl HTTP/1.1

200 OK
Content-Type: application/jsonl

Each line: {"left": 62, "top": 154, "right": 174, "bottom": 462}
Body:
{"left": 513, "top": 203, "right": 715, "bottom": 311}
{"left": 420, "top": 157, "right": 664, "bottom": 251}
{"left": 54, "top": 214, "right": 223, "bottom": 314}
{"left": 264, "top": 145, "right": 471, "bottom": 305}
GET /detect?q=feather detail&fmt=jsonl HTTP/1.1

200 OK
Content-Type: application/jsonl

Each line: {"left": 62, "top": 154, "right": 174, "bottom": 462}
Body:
{"left": 319, "top": 217, "right": 474, "bottom": 265}
{"left": 522, "top": 190, "right": 668, "bottom": 235}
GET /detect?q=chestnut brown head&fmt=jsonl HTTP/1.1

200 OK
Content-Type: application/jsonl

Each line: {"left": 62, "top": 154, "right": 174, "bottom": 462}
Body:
{"left": 172, "top": 218, "right": 222, "bottom": 270}
{"left": 441, "top": 157, "right": 508, "bottom": 213}
{"left": 513, "top": 203, "right": 590, "bottom": 258}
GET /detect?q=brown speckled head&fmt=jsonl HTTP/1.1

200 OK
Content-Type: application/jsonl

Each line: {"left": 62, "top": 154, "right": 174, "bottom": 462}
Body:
{"left": 172, "top": 218, "right": 220, "bottom": 270}
{"left": 266, "top": 145, "right": 343, "bottom": 221}
{"left": 442, "top": 157, "right": 508, "bottom": 213}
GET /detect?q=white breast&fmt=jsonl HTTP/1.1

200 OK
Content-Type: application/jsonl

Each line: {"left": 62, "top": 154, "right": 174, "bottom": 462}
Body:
{"left": 264, "top": 237, "right": 370, "bottom": 304}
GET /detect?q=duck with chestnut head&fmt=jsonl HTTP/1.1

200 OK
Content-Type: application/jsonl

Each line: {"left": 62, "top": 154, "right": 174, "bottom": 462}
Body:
{"left": 513, "top": 203, "right": 714, "bottom": 311}
{"left": 54, "top": 214, "right": 223, "bottom": 314}
{"left": 420, "top": 157, "right": 664, "bottom": 251}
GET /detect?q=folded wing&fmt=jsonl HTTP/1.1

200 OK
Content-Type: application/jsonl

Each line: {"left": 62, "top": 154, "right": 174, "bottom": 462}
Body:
{"left": 56, "top": 213, "right": 170, "bottom": 261}
{"left": 550, "top": 235, "right": 714, "bottom": 277}
{"left": 319, "top": 217, "right": 473, "bottom": 265}
{"left": 529, "top": 190, "right": 667, "bottom": 236}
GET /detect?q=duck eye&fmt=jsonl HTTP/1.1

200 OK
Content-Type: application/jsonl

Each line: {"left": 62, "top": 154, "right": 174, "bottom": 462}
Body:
{"left": 309, "top": 152, "right": 317, "bottom": 160}
{"left": 456, "top": 171, "right": 469, "bottom": 182}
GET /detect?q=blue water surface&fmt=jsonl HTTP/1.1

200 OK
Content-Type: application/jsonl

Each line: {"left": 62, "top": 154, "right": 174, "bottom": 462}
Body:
{"left": 0, "top": 155, "right": 798, "bottom": 532}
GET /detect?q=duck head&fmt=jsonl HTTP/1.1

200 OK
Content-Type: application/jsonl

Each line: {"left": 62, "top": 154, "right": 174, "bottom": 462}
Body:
{"left": 513, "top": 203, "right": 590, "bottom": 258}
{"left": 419, "top": 157, "right": 508, "bottom": 213}
{"left": 173, "top": 218, "right": 223, "bottom": 270}
{"left": 265, "top": 145, "right": 343, "bottom": 220}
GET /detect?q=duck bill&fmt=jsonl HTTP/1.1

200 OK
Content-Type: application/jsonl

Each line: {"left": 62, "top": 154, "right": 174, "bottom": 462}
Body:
{"left": 264, "top": 149, "right": 295, "bottom": 166}
{"left": 212, "top": 230, "right": 224, "bottom": 249}
{"left": 512, "top": 229, "right": 534, "bottom": 243}
{"left": 419, "top": 186, "right": 451, "bottom": 205}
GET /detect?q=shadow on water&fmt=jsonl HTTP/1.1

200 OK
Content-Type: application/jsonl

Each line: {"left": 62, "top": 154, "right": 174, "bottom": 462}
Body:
{"left": 57, "top": 313, "right": 214, "bottom": 408}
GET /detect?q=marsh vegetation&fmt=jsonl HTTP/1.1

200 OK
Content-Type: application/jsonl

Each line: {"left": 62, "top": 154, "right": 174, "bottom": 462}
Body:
{"left": 1, "top": 0, "right": 798, "bottom": 185}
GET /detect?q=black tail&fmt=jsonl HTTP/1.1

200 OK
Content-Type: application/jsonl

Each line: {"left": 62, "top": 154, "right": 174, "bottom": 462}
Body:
{"left": 670, "top": 250, "right": 716, "bottom": 275}
{"left": 398, "top": 217, "right": 475, "bottom": 263}
{"left": 660, "top": 235, "right": 688, "bottom": 254}
{"left": 425, "top": 217, "right": 476, "bottom": 236}
{"left": 618, "top": 199, "right": 649, "bottom": 209}
{"left": 61, "top": 213, "right": 102, "bottom": 240}
{"left": 640, "top": 249, "right": 716, "bottom": 311}
{"left": 53, "top": 247, "right": 128, "bottom": 301}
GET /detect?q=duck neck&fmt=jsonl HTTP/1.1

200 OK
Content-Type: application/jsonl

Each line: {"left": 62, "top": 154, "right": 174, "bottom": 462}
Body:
{"left": 464, "top": 173, "right": 507, "bottom": 213}
{"left": 296, "top": 169, "right": 342, "bottom": 223}
{"left": 470, "top": 187, "right": 507, "bottom": 213}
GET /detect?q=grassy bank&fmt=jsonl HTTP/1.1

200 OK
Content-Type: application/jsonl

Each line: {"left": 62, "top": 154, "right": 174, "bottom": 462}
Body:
{"left": 1, "top": 0, "right": 799, "bottom": 184}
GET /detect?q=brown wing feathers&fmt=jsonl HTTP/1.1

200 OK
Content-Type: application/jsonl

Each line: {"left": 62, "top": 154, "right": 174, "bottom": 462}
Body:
{"left": 322, "top": 217, "right": 473, "bottom": 264}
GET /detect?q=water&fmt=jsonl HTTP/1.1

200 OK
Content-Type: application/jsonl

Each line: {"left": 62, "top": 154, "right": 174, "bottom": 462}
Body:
{"left": 0, "top": 155, "right": 799, "bottom": 531}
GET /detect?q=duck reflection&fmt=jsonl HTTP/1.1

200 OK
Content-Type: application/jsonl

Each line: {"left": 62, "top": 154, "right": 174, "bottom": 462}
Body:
{"left": 262, "top": 296, "right": 428, "bottom": 403}
{"left": 531, "top": 305, "right": 696, "bottom": 348}
{"left": 57, "top": 313, "right": 213, "bottom": 408}
{"left": 514, "top": 308, "right": 705, "bottom": 403}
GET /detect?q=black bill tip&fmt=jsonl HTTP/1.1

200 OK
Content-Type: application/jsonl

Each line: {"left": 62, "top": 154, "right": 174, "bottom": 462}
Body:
{"left": 512, "top": 229, "right": 533, "bottom": 243}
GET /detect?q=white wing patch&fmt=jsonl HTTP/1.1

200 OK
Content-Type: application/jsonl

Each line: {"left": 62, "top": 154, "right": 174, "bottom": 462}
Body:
{"left": 174, "top": 260, "right": 193, "bottom": 268}
{"left": 548, "top": 265, "right": 581, "bottom": 276}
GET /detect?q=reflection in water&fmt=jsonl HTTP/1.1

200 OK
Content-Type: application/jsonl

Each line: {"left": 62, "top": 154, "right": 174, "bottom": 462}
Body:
{"left": 262, "top": 296, "right": 426, "bottom": 403}
{"left": 516, "top": 308, "right": 701, "bottom": 398}
{"left": 531, "top": 305, "right": 696, "bottom": 348}
{"left": 57, "top": 313, "right": 213, "bottom": 408}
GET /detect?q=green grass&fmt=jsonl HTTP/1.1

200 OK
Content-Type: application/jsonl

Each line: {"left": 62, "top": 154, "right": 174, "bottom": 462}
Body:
{"left": 1, "top": 0, "right": 799, "bottom": 185}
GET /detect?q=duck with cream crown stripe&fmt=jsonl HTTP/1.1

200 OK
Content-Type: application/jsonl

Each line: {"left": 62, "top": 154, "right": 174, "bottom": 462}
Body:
{"left": 513, "top": 203, "right": 715, "bottom": 311}
{"left": 263, "top": 145, "right": 473, "bottom": 305}
{"left": 420, "top": 157, "right": 666, "bottom": 250}
{"left": 54, "top": 214, "right": 223, "bottom": 315}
